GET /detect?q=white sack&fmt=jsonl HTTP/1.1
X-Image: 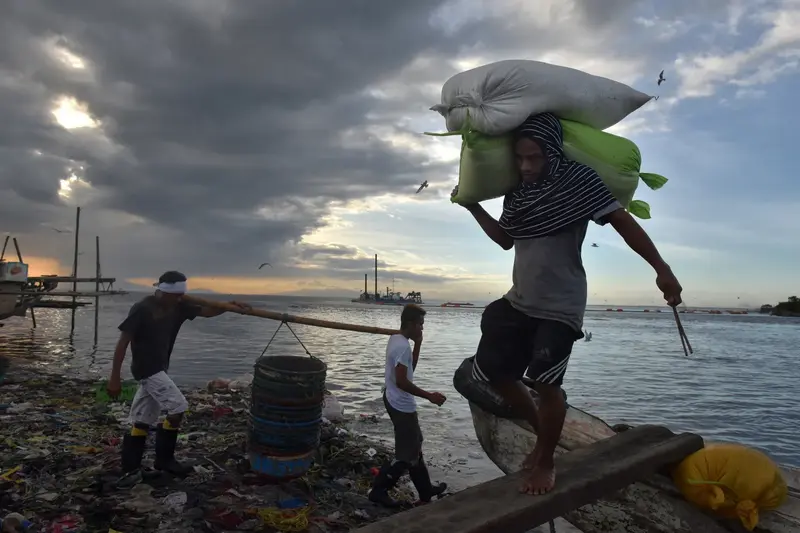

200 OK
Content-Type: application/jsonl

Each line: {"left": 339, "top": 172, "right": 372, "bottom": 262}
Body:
{"left": 432, "top": 60, "right": 652, "bottom": 135}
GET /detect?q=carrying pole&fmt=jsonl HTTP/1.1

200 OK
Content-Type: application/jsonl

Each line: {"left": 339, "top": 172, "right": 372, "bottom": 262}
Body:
{"left": 182, "top": 295, "right": 399, "bottom": 336}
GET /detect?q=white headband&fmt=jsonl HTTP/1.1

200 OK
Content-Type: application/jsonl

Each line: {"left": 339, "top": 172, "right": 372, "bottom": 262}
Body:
{"left": 154, "top": 281, "right": 187, "bottom": 294}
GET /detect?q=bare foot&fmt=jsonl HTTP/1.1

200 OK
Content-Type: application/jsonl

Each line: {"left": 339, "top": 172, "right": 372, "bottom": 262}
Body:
{"left": 520, "top": 466, "right": 556, "bottom": 495}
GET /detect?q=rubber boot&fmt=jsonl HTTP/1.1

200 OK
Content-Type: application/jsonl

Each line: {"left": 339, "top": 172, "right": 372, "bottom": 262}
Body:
{"left": 153, "top": 424, "right": 193, "bottom": 477}
{"left": 408, "top": 456, "right": 447, "bottom": 503}
{"left": 117, "top": 433, "right": 147, "bottom": 489}
{"left": 0, "top": 356, "right": 10, "bottom": 384}
{"left": 368, "top": 462, "right": 407, "bottom": 507}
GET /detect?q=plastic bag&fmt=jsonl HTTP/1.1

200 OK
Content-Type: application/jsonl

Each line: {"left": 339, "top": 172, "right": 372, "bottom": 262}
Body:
{"left": 672, "top": 443, "right": 788, "bottom": 530}
{"left": 432, "top": 59, "right": 652, "bottom": 135}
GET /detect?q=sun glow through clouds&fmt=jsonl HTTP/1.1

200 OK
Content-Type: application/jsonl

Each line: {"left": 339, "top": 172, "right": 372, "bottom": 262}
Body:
{"left": 51, "top": 96, "right": 98, "bottom": 130}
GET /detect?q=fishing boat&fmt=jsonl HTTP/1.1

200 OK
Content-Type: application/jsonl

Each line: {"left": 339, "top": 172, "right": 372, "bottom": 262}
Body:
{"left": 1, "top": 234, "right": 126, "bottom": 327}
{"left": 351, "top": 254, "right": 424, "bottom": 306}
{"left": 441, "top": 302, "right": 475, "bottom": 308}
{"left": 0, "top": 260, "right": 32, "bottom": 321}
{"left": 453, "top": 357, "right": 800, "bottom": 533}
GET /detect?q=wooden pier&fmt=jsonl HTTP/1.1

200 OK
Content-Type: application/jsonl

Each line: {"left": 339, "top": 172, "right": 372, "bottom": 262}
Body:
{"left": 0, "top": 207, "right": 126, "bottom": 340}
{"left": 352, "top": 425, "right": 703, "bottom": 533}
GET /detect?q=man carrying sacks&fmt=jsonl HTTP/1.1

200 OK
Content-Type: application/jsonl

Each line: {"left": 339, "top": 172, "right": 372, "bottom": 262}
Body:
{"left": 457, "top": 113, "right": 683, "bottom": 495}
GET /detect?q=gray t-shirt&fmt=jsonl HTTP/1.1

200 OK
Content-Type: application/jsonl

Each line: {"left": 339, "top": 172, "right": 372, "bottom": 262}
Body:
{"left": 504, "top": 202, "right": 621, "bottom": 332}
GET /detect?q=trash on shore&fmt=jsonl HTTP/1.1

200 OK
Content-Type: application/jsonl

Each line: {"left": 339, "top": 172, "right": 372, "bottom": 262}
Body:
{"left": 0, "top": 367, "right": 417, "bottom": 532}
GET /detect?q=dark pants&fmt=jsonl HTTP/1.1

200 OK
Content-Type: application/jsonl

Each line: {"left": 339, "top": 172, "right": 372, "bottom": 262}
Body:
{"left": 383, "top": 393, "right": 423, "bottom": 464}
{"left": 472, "top": 298, "right": 578, "bottom": 386}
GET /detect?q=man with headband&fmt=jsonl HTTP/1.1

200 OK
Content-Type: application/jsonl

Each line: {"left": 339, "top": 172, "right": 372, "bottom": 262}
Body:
{"left": 455, "top": 113, "right": 683, "bottom": 495}
{"left": 107, "top": 270, "right": 248, "bottom": 486}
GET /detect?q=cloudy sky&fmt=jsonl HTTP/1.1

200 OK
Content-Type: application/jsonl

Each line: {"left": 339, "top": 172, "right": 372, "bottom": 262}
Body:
{"left": 1, "top": 0, "right": 797, "bottom": 307}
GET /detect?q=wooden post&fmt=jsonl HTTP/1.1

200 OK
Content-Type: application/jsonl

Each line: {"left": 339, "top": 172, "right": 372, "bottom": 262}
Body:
{"left": 12, "top": 238, "right": 36, "bottom": 328}
{"left": 70, "top": 206, "right": 81, "bottom": 333}
{"left": 94, "top": 235, "right": 100, "bottom": 345}
{"left": 12, "top": 238, "right": 23, "bottom": 262}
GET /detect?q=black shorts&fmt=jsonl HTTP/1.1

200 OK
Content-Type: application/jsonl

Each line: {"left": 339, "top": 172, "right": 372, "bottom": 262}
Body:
{"left": 472, "top": 298, "right": 579, "bottom": 387}
{"left": 383, "top": 393, "right": 423, "bottom": 464}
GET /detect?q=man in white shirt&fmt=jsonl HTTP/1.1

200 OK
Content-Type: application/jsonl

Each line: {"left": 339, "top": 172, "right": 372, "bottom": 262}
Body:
{"left": 368, "top": 304, "right": 448, "bottom": 507}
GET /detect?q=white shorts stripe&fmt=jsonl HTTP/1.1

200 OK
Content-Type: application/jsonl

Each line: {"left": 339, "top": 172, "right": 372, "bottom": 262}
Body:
{"left": 535, "top": 356, "right": 570, "bottom": 385}
{"left": 472, "top": 359, "right": 490, "bottom": 382}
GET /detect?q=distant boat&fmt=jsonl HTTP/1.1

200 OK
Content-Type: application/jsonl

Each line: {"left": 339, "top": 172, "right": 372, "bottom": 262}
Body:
{"left": 351, "top": 254, "right": 424, "bottom": 306}
{"left": 441, "top": 302, "right": 475, "bottom": 308}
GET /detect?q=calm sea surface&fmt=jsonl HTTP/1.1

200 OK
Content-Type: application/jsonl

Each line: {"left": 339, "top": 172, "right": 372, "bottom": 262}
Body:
{"left": 1, "top": 294, "right": 798, "bottom": 489}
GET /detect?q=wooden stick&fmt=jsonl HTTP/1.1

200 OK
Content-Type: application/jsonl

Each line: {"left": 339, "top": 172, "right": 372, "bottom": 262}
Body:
{"left": 71, "top": 207, "right": 81, "bottom": 333}
{"left": 94, "top": 236, "right": 100, "bottom": 346}
{"left": 10, "top": 238, "right": 35, "bottom": 328}
{"left": 183, "top": 295, "right": 400, "bottom": 336}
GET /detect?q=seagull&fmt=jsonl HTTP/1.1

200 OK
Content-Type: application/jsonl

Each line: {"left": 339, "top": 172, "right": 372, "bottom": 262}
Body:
{"left": 591, "top": 243, "right": 599, "bottom": 248}
{"left": 657, "top": 70, "right": 666, "bottom": 86}
{"left": 45, "top": 225, "right": 72, "bottom": 234}
{"left": 258, "top": 263, "right": 272, "bottom": 270}
{"left": 416, "top": 180, "right": 429, "bottom": 194}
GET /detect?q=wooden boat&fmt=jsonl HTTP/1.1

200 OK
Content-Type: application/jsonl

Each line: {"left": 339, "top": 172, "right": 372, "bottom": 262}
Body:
{"left": 454, "top": 357, "right": 800, "bottom": 533}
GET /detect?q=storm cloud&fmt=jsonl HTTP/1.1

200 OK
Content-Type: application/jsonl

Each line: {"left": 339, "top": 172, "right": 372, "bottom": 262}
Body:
{"left": 0, "top": 0, "right": 724, "bottom": 286}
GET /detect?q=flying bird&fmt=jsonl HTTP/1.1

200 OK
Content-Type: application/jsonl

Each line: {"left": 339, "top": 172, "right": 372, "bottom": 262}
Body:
{"left": 591, "top": 243, "right": 599, "bottom": 248}
{"left": 43, "top": 224, "right": 71, "bottom": 233}
{"left": 258, "top": 262, "right": 272, "bottom": 270}
{"left": 657, "top": 70, "right": 666, "bottom": 86}
{"left": 416, "top": 180, "right": 429, "bottom": 194}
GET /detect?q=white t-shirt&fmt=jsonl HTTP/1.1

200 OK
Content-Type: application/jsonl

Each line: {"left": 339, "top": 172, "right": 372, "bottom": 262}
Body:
{"left": 384, "top": 334, "right": 416, "bottom": 413}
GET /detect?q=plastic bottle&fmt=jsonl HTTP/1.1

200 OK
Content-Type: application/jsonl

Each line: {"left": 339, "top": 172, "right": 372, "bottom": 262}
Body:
{"left": 0, "top": 512, "right": 32, "bottom": 531}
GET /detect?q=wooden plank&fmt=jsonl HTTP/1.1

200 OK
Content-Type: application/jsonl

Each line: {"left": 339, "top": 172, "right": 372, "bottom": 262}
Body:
{"left": 6, "top": 291, "right": 126, "bottom": 297}
{"left": 471, "top": 401, "right": 799, "bottom": 533}
{"left": 352, "top": 425, "right": 704, "bottom": 533}
{"left": 26, "top": 276, "right": 117, "bottom": 283}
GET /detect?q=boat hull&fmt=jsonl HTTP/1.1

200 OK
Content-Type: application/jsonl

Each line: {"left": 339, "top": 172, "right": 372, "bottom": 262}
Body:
{"left": 469, "top": 400, "right": 616, "bottom": 474}
{"left": 455, "top": 356, "right": 800, "bottom": 533}
{"left": 469, "top": 401, "right": 800, "bottom": 533}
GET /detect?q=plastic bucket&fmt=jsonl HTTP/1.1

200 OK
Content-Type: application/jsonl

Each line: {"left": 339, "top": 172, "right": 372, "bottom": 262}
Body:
{"left": 252, "top": 356, "right": 327, "bottom": 405}
{"left": 248, "top": 445, "right": 315, "bottom": 481}
{"left": 248, "top": 413, "right": 322, "bottom": 452}
{"left": 248, "top": 355, "right": 326, "bottom": 472}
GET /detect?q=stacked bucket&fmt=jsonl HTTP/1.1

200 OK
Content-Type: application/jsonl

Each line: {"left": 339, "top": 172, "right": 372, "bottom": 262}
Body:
{"left": 248, "top": 355, "right": 327, "bottom": 480}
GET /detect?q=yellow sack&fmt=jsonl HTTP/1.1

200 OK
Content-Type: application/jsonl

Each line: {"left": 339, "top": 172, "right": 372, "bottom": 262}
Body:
{"left": 672, "top": 443, "right": 788, "bottom": 530}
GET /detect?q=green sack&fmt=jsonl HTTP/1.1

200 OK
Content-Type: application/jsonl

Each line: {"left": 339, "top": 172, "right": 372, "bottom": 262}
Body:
{"left": 426, "top": 119, "right": 667, "bottom": 219}
{"left": 451, "top": 130, "right": 519, "bottom": 205}
{"left": 560, "top": 119, "right": 667, "bottom": 219}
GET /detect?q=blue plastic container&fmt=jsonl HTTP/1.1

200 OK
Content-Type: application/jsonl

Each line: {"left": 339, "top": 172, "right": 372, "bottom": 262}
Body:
{"left": 248, "top": 447, "right": 315, "bottom": 480}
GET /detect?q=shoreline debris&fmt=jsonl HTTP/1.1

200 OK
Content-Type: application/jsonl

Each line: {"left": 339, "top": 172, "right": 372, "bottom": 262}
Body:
{"left": 0, "top": 366, "right": 419, "bottom": 532}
